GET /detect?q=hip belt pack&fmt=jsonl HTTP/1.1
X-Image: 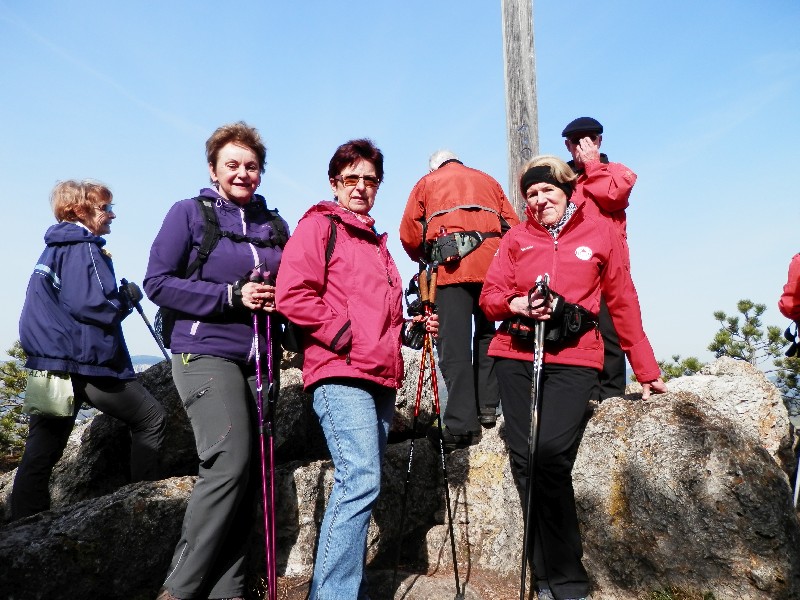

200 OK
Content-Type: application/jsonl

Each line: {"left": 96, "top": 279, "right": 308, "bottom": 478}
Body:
{"left": 429, "top": 230, "right": 500, "bottom": 264}
{"left": 502, "top": 295, "right": 598, "bottom": 346}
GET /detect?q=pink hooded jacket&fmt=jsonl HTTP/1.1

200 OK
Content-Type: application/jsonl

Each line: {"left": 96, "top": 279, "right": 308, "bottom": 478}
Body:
{"left": 275, "top": 201, "right": 405, "bottom": 391}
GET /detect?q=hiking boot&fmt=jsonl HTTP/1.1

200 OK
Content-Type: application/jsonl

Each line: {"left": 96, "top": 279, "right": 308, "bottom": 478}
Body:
{"left": 537, "top": 588, "right": 555, "bottom": 600}
{"left": 479, "top": 407, "right": 498, "bottom": 428}
{"left": 428, "top": 425, "right": 481, "bottom": 453}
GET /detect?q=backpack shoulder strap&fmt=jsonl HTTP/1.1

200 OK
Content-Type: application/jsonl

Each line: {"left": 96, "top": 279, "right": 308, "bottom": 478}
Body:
{"left": 184, "top": 197, "right": 221, "bottom": 278}
{"left": 217, "top": 199, "right": 290, "bottom": 249}
{"left": 265, "top": 206, "right": 290, "bottom": 249}
{"left": 324, "top": 214, "right": 339, "bottom": 264}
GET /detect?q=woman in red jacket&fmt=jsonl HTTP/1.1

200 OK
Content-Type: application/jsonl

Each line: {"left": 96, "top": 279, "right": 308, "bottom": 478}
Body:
{"left": 479, "top": 155, "right": 666, "bottom": 600}
{"left": 276, "top": 139, "right": 436, "bottom": 600}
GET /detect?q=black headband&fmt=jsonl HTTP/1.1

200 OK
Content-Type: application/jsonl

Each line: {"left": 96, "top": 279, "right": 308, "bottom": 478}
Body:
{"left": 520, "top": 166, "right": 573, "bottom": 199}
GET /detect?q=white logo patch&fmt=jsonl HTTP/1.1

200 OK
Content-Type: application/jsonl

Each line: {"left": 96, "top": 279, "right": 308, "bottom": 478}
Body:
{"left": 520, "top": 245, "right": 535, "bottom": 252}
{"left": 575, "top": 246, "right": 593, "bottom": 261}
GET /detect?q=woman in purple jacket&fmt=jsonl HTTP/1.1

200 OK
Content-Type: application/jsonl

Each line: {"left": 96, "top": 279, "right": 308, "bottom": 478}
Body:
{"left": 13, "top": 179, "right": 165, "bottom": 520}
{"left": 145, "top": 122, "right": 288, "bottom": 600}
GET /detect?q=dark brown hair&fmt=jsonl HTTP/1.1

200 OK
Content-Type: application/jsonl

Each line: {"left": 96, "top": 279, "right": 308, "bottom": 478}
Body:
{"left": 328, "top": 138, "right": 384, "bottom": 182}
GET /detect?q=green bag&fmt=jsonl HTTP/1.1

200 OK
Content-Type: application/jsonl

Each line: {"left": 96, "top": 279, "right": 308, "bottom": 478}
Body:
{"left": 23, "top": 370, "right": 75, "bottom": 417}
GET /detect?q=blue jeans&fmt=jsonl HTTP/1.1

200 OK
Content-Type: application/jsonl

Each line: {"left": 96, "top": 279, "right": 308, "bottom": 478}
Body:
{"left": 310, "top": 379, "right": 395, "bottom": 600}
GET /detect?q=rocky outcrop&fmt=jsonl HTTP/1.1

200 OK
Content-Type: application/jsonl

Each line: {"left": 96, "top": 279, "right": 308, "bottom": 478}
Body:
{"left": 1, "top": 355, "right": 799, "bottom": 600}
{"left": 575, "top": 392, "right": 800, "bottom": 600}
{"left": 666, "top": 357, "right": 795, "bottom": 469}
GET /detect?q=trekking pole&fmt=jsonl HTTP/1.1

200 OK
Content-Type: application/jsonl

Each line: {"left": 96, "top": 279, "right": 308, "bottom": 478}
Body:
{"left": 794, "top": 438, "right": 800, "bottom": 509}
{"left": 264, "top": 311, "right": 278, "bottom": 600}
{"left": 519, "top": 275, "right": 549, "bottom": 600}
{"left": 120, "top": 278, "right": 170, "bottom": 362}
{"left": 392, "top": 272, "right": 427, "bottom": 592}
{"left": 425, "top": 263, "right": 466, "bottom": 600}
{"left": 250, "top": 270, "right": 277, "bottom": 600}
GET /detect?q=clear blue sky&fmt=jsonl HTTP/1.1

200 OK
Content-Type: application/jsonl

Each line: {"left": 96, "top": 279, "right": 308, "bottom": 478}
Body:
{"left": 1, "top": 1, "right": 798, "bottom": 364}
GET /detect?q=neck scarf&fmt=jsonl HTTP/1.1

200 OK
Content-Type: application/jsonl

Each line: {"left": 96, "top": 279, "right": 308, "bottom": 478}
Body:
{"left": 540, "top": 201, "right": 576, "bottom": 239}
{"left": 337, "top": 203, "right": 376, "bottom": 231}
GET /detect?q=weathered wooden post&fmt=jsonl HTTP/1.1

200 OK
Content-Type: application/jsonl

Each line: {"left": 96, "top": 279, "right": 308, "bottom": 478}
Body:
{"left": 501, "top": 0, "right": 538, "bottom": 218}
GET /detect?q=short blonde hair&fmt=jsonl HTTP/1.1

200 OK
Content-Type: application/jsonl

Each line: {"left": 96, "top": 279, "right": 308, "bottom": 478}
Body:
{"left": 51, "top": 180, "right": 113, "bottom": 223}
{"left": 518, "top": 155, "right": 577, "bottom": 197}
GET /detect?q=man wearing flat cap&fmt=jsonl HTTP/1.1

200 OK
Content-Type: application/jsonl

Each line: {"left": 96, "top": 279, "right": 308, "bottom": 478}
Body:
{"left": 562, "top": 116, "right": 638, "bottom": 401}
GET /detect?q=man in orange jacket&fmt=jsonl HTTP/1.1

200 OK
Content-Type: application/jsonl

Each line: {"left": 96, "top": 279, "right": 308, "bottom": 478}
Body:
{"left": 400, "top": 150, "right": 519, "bottom": 450}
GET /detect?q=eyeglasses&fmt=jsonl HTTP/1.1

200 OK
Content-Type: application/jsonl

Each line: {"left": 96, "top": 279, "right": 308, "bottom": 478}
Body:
{"left": 568, "top": 134, "right": 598, "bottom": 145}
{"left": 94, "top": 204, "right": 115, "bottom": 213}
{"left": 335, "top": 174, "right": 380, "bottom": 188}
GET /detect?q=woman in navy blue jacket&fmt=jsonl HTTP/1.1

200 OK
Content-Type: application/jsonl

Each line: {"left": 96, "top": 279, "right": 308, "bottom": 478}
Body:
{"left": 12, "top": 179, "right": 165, "bottom": 520}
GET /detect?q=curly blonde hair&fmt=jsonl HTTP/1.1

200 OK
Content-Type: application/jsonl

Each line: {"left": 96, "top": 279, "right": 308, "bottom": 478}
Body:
{"left": 51, "top": 180, "right": 113, "bottom": 223}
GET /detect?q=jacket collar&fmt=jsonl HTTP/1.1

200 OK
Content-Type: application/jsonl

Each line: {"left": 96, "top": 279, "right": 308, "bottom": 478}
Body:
{"left": 313, "top": 200, "right": 382, "bottom": 237}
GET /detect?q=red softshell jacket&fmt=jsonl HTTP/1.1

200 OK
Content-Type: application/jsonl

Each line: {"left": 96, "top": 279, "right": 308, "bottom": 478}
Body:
{"left": 479, "top": 196, "right": 660, "bottom": 383}
{"left": 578, "top": 159, "right": 637, "bottom": 268}
{"left": 779, "top": 253, "right": 800, "bottom": 321}
{"left": 399, "top": 161, "right": 520, "bottom": 285}
{"left": 275, "top": 201, "right": 405, "bottom": 391}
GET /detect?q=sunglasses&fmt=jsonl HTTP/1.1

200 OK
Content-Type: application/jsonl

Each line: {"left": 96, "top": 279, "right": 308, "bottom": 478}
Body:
{"left": 335, "top": 174, "right": 380, "bottom": 188}
{"left": 94, "top": 204, "right": 115, "bottom": 213}
{"left": 568, "top": 134, "right": 598, "bottom": 145}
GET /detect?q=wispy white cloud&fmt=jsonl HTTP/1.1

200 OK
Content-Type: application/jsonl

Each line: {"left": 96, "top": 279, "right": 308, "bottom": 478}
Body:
{"left": 0, "top": 3, "right": 206, "bottom": 138}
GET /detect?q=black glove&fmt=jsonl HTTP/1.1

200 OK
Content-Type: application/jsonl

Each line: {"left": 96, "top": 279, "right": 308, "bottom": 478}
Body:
{"left": 119, "top": 280, "right": 143, "bottom": 305}
{"left": 230, "top": 279, "right": 247, "bottom": 310}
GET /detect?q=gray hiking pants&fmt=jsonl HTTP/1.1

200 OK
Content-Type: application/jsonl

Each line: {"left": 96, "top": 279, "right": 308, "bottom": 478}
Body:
{"left": 163, "top": 354, "right": 262, "bottom": 600}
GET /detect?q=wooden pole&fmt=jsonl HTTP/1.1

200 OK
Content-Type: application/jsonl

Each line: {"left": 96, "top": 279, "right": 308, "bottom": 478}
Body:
{"left": 501, "top": 0, "right": 538, "bottom": 219}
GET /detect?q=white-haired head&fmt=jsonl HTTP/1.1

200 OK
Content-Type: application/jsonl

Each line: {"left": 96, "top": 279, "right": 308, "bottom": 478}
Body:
{"left": 428, "top": 149, "right": 459, "bottom": 172}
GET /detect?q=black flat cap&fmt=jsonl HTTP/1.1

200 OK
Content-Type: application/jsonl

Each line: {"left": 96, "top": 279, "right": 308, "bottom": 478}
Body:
{"left": 561, "top": 117, "right": 603, "bottom": 137}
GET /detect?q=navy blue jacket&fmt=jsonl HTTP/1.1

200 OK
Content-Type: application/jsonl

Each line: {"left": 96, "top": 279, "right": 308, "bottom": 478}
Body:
{"left": 143, "top": 189, "right": 287, "bottom": 362}
{"left": 19, "top": 222, "right": 136, "bottom": 379}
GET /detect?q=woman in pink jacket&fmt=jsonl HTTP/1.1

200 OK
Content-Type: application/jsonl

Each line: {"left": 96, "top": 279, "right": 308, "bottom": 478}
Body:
{"left": 276, "top": 139, "right": 435, "bottom": 600}
{"left": 479, "top": 155, "right": 666, "bottom": 600}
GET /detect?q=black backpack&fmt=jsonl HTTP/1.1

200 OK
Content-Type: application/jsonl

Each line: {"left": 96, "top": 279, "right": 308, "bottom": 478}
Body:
{"left": 155, "top": 196, "right": 288, "bottom": 348}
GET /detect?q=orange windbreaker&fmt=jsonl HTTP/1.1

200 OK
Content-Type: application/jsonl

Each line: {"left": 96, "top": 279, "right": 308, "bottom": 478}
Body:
{"left": 399, "top": 161, "right": 520, "bottom": 285}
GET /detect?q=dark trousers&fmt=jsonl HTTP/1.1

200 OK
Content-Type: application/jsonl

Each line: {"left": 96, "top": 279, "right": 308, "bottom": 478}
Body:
{"left": 495, "top": 358, "right": 596, "bottom": 600}
{"left": 596, "top": 297, "right": 626, "bottom": 400}
{"left": 164, "top": 354, "right": 262, "bottom": 600}
{"left": 11, "top": 375, "right": 165, "bottom": 520}
{"left": 436, "top": 283, "right": 500, "bottom": 435}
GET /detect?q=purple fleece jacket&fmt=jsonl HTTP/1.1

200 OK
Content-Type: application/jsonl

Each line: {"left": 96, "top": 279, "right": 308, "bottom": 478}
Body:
{"left": 144, "top": 189, "right": 288, "bottom": 362}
